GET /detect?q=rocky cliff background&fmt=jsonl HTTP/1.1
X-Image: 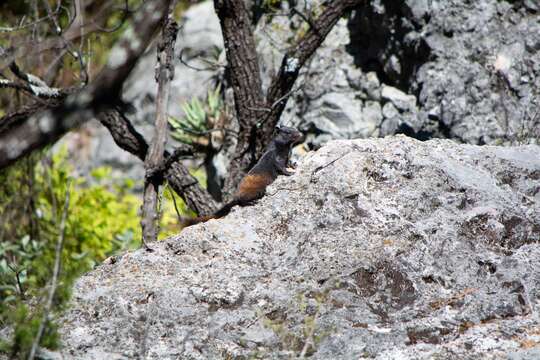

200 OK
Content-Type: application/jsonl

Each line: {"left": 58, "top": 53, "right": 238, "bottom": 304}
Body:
{"left": 63, "top": 0, "right": 539, "bottom": 179}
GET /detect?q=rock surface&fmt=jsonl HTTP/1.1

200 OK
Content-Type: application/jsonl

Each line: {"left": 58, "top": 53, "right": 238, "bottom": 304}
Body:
{"left": 260, "top": 0, "right": 539, "bottom": 146}
{"left": 59, "top": 136, "right": 540, "bottom": 359}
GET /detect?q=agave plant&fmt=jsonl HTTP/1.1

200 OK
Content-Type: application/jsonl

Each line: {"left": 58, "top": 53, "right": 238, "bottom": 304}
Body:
{"left": 168, "top": 86, "right": 224, "bottom": 147}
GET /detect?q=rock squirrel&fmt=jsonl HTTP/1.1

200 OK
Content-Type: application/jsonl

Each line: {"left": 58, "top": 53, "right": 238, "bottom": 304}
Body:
{"left": 183, "top": 125, "right": 303, "bottom": 227}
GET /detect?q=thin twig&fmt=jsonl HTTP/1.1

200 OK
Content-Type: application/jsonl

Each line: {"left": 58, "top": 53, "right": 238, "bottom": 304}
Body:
{"left": 256, "top": 85, "right": 303, "bottom": 127}
{"left": 178, "top": 48, "right": 217, "bottom": 72}
{"left": 86, "top": 0, "right": 131, "bottom": 33}
{"left": 28, "top": 180, "right": 71, "bottom": 360}
{"left": 168, "top": 185, "right": 183, "bottom": 222}
{"left": 41, "top": 0, "right": 88, "bottom": 85}
{"left": 0, "top": 10, "right": 61, "bottom": 33}
{"left": 291, "top": 8, "right": 320, "bottom": 35}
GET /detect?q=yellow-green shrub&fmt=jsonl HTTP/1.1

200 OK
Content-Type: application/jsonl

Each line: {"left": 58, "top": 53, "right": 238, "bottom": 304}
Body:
{"left": 0, "top": 149, "right": 144, "bottom": 357}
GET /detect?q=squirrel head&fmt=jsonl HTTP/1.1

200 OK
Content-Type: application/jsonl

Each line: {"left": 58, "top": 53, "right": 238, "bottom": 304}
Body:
{"left": 274, "top": 125, "right": 303, "bottom": 146}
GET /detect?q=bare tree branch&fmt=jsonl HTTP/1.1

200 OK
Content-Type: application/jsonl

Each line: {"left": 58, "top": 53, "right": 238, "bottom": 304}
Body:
{"left": 0, "top": 1, "right": 132, "bottom": 72}
{"left": 28, "top": 180, "right": 70, "bottom": 360}
{"left": 214, "top": 0, "right": 265, "bottom": 128}
{"left": 98, "top": 110, "right": 218, "bottom": 216}
{"left": 0, "top": 0, "right": 173, "bottom": 169}
{"left": 141, "top": 3, "right": 179, "bottom": 248}
{"left": 0, "top": 78, "right": 62, "bottom": 99}
{"left": 214, "top": 0, "right": 267, "bottom": 196}
{"left": 165, "top": 162, "right": 218, "bottom": 215}
{"left": 98, "top": 110, "right": 149, "bottom": 161}
{"left": 262, "top": 0, "right": 363, "bottom": 143}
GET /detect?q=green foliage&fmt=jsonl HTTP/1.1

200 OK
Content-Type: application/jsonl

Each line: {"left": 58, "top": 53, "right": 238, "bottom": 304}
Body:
{"left": 0, "top": 304, "right": 60, "bottom": 356}
{"left": 40, "top": 149, "right": 142, "bottom": 269}
{"left": 168, "top": 86, "right": 224, "bottom": 146}
{"left": 0, "top": 146, "right": 197, "bottom": 356}
{"left": 0, "top": 148, "right": 144, "bottom": 357}
{"left": 262, "top": 0, "right": 283, "bottom": 11}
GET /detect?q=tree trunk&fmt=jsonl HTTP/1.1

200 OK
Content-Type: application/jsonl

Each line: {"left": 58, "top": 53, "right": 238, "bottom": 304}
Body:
{"left": 214, "top": 0, "right": 266, "bottom": 198}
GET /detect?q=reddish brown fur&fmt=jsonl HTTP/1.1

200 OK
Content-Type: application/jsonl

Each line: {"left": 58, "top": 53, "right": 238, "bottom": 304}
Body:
{"left": 181, "top": 175, "right": 271, "bottom": 227}
{"left": 235, "top": 173, "right": 273, "bottom": 202}
{"left": 183, "top": 215, "right": 216, "bottom": 226}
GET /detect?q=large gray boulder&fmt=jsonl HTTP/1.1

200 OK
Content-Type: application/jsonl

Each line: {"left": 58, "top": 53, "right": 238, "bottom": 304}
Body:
{"left": 59, "top": 136, "right": 540, "bottom": 359}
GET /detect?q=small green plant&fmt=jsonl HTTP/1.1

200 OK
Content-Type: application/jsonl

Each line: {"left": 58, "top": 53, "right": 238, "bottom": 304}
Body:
{"left": 168, "top": 85, "right": 224, "bottom": 147}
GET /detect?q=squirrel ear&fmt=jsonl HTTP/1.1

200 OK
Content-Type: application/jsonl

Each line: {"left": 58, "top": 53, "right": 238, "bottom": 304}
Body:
{"left": 275, "top": 125, "right": 281, "bottom": 131}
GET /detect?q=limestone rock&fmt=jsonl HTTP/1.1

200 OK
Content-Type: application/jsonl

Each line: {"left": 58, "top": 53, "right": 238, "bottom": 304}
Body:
{"left": 58, "top": 137, "right": 540, "bottom": 359}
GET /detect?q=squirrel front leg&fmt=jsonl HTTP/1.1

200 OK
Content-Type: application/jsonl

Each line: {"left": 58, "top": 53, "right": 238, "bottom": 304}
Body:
{"left": 275, "top": 160, "right": 294, "bottom": 176}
